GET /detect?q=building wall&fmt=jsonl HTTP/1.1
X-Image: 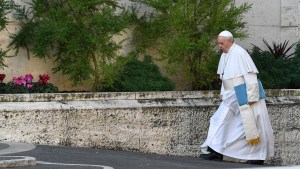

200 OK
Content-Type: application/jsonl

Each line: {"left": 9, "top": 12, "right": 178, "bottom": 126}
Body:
{"left": 0, "top": 0, "right": 299, "bottom": 91}
{"left": 235, "top": 0, "right": 299, "bottom": 51}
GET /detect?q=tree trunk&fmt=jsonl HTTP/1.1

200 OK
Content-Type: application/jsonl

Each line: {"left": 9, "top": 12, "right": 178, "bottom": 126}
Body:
{"left": 92, "top": 53, "right": 101, "bottom": 91}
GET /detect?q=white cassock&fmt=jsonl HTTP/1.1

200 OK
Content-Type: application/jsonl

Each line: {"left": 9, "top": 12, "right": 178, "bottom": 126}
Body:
{"left": 201, "top": 43, "right": 274, "bottom": 161}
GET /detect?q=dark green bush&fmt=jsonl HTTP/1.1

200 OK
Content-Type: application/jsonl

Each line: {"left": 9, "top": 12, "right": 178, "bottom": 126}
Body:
{"left": 251, "top": 43, "right": 300, "bottom": 89}
{"left": 289, "top": 43, "right": 300, "bottom": 88}
{"left": 0, "top": 82, "right": 28, "bottom": 93}
{"left": 102, "top": 55, "right": 175, "bottom": 92}
{"left": 28, "top": 82, "right": 59, "bottom": 93}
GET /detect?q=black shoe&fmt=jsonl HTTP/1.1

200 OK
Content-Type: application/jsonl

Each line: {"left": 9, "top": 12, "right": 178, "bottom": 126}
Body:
{"left": 200, "top": 152, "right": 223, "bottom": 161}
{"left": 207, "top": 146, "right": 214, "bottom": 152}
{"left": 246, "top": 160, "right": 264, "bottom": 165}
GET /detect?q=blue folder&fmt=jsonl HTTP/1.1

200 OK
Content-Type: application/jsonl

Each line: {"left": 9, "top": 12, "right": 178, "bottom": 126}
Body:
{"left": 234, "top": 79, "right": 266, "bottom": 106}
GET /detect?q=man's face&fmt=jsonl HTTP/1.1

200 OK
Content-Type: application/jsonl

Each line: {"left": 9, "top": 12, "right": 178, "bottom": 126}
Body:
{"left": 218, "top": 36, "right": 232, "bottom": 53}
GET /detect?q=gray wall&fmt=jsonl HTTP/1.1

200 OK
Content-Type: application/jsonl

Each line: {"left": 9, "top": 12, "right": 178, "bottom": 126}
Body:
{"left": 235, "top": 0, "right": 299, "bottom": 52}
{"left": 0, "top": 90, "right": 300, "bottom": 166}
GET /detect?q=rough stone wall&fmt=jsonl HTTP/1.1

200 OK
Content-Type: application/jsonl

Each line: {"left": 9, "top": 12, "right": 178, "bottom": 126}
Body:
{"left": 0, "top": 90, "right": 300, "bottom": 166}
{"left": 267, "top": 104, "right": 300, "bottom": 165}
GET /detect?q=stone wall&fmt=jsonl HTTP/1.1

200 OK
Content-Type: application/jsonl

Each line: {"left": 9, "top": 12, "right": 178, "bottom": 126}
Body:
{"left": 0, "top": 90, "right": 300, "bottom": 165}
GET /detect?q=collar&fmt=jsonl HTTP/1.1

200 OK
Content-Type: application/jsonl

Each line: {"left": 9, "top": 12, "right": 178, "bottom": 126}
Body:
{"left": 224, "top": 43, "right": 235, "bottom": 54}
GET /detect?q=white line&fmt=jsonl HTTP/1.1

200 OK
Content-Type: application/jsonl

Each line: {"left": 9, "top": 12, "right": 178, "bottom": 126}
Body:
{"left": 37, "top": 161, "right": 114, "bottom": 169}
{"left": 0, "top": 156, "right": 36, "bottom": 161}
{"left": 0, "top": 142, "right": 36, "bottom": 155}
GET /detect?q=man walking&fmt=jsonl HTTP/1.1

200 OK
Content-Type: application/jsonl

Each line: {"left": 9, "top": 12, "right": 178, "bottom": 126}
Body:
{"left": 200, "top": 30, "right": 274, "bottom": 165}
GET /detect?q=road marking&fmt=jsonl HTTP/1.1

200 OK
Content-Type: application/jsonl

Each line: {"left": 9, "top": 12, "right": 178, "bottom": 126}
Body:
{"left": 38, "top": 161, "right": 114, "bottom": 169}
{"left": 0, "top": 142, "right": 36, "bottom": 155}
{"left": 0, "top": 143, "right": 114, "bottom": 168}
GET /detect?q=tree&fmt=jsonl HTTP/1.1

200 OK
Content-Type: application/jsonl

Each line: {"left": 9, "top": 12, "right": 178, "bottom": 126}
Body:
{"left": 129, "top": 0, "right": 251, "bottom": 90}
{"left": 9, "top": 0, "right": 130, "bottom": 91}
{"left": 0, "top": 0, "right": 16, "bottom": 68}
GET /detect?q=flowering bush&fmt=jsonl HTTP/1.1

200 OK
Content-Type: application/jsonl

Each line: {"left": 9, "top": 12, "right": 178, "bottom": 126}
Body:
{"left": 0, "top": 74, "right": 59, "bottom": 93}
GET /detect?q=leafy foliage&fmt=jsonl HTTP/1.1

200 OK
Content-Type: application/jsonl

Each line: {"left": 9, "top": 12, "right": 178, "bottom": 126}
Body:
{"left": 0, "top": 0, "right": 16, "bottom": 31}
{"left": 101, "top": 54, "right": 175, "bottom": 92}
{"left": 0, "top": 49, "right": 8, "bottom": 67}
{"left": 288, "top": 43, "right": 300, "bottom": 88}
{"left": 9, "top": 0, "right": 130, "bottom": 91}
{"left": 0, "top": 82, "right": 28, "bottom": 93}
{"left": 252, "top": 39, "right": 296, "bottom": 60}
{"left": 29, "top": 82, "right": 59, "bottom": 93}
{"left": 251, "top": 42, "right": 300, "bottom": 89}
{"left": 128, "top": 0, "right": 251, "bottom": 90}
{"left": 0, "top": 0, "right": 17, "bottom": 68}
{"left": 99, "top": 52, "right": 136, "bottom": 90}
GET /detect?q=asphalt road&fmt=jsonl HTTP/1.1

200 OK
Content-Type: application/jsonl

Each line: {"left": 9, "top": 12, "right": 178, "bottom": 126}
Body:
{"left": 0, "top": 142, "right": 277, "bottom": 169}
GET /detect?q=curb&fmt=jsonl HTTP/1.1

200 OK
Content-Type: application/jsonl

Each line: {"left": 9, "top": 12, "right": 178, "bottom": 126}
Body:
{"left": 0, "top": 156, "right": 36, "bottom": 168}
{"left": 0, "top": 142, "right": 37, "bottom": 168}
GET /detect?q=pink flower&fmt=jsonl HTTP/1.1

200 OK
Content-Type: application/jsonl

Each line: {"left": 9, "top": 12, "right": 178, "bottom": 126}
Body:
{"left": 25, "top": 74, "right": 33, "bottom": 83}
{"left": 13, "top": 76, "right": 26, "bottom": 86}
{"left": 26, "top": 83, "right": 33, "bottom": 89}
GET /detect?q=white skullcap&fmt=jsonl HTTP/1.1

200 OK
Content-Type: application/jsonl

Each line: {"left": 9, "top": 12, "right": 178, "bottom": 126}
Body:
{"left": 219, "top": 30, "right": 233, "bottom": 38}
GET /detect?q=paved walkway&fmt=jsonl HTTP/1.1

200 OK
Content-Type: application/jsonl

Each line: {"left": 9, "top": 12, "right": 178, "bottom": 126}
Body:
{"left": 0, "top": 142, "right": 299, "bottom": 169}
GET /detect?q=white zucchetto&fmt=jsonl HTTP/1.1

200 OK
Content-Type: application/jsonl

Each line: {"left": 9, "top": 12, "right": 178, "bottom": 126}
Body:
{"left": 219, "top": 30, "right": 233, "bottom": 38}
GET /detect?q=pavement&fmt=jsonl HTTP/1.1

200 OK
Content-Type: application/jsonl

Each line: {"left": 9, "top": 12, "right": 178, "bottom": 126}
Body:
{"left": 0, "top": 142, "right": 299, "bottom": 169}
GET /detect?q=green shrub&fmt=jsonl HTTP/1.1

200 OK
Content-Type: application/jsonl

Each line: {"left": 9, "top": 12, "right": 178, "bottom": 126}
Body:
{"left": 0, "top": 82, "right": 28, "bottom": 93}
{"left": 289, "top": 43, "right": 300, "bottom": 88}
{"left": 29, "top": 82, "right": 59, "bottom": 93}
{"left": 251, "top": 43, "right": 300, "bottom": 89}
{"left": 102, "top": 55, "right": 175, "bottom": 92}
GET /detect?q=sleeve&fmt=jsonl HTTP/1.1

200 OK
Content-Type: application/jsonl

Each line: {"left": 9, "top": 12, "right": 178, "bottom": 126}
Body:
{"left": 244, "top": 73, "right": 259, "bottom": 102}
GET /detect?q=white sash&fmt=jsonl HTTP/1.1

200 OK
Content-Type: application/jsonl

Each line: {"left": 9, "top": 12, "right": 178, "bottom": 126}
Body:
{"left": 233, "top": 76, "right": 261, "bottom": 145}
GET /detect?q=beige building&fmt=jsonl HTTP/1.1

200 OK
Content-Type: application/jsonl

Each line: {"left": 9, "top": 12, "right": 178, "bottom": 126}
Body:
{"left": 0, "top": 0, "right": 299, "bottom": 91}
{"left": 235, "top": 0, "right": 299, "bottom": 51}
